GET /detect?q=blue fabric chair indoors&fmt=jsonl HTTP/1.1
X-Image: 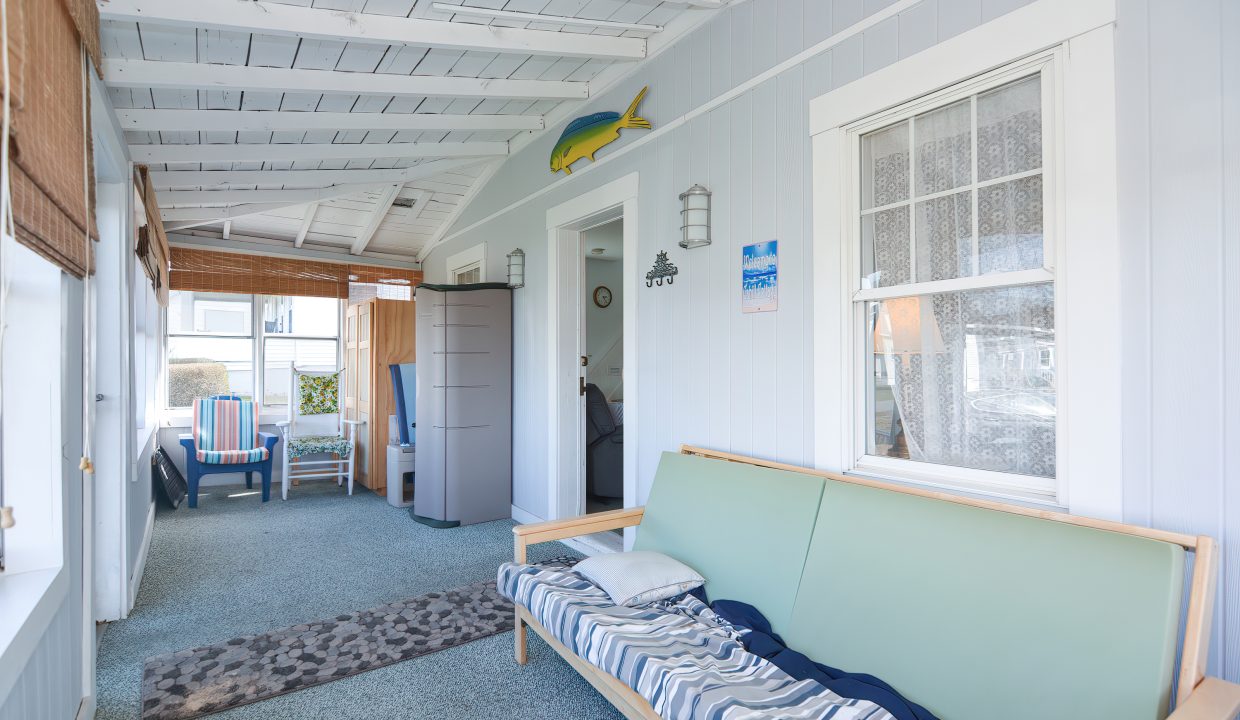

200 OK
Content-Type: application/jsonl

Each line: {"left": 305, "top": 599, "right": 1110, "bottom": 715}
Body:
{"left": 179, "top": 395, "right": 279, "bottom": 507}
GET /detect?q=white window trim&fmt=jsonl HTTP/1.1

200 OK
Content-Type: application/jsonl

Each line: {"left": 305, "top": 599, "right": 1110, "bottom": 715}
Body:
{"left": 446, "top": 243, "right": 487, "bottom": 283}
{"left": 811, "top": 0, "right": 1122, "bottom": 519}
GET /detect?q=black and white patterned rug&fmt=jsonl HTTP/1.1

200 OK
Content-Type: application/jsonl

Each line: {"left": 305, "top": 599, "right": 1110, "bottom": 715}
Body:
{"left": 141, "top": 558, "right": 577, "bottom": 720}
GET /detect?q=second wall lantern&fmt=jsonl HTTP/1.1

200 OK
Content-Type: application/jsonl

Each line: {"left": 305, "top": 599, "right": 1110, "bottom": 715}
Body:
{"left": 678, "top": 184, "right": 712, "bottom": 249}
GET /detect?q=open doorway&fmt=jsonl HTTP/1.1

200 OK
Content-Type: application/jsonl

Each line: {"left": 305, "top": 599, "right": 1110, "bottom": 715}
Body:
{"left": 545, "top": 173, "right": 638, "bottom": 552}
{"left": 582, "top": 220, "right": 624, "bottom": 517}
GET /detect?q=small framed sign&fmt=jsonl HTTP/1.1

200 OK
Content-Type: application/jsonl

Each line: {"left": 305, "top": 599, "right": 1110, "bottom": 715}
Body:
{"left": 741, "top": 240, "right": 778, "bottom": 313}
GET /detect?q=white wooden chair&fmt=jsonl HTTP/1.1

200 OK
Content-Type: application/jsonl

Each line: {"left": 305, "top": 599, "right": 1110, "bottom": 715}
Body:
{"left": 276, "top": 363, "right": 362, "bottom": 500}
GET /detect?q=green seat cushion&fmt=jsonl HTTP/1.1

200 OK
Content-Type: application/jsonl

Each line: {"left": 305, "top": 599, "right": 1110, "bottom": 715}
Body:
{"left": 287, "top": 434, "right": 351, "bottom": 458}
{"left": 787, "top": 480, "right": 1185, "bottom": 720}
{"left": 632, "top": 452, "right": 824, "bottom": 636}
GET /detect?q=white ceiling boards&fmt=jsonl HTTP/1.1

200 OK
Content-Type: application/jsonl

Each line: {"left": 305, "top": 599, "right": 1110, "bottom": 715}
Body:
{"left": 99, "top": 0, "right": 723, "bottom": 264}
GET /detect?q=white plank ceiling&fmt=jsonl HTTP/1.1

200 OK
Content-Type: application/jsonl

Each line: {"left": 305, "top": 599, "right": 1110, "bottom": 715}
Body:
{"left": 97, "top": 0, "right": 720, "bottom": 265}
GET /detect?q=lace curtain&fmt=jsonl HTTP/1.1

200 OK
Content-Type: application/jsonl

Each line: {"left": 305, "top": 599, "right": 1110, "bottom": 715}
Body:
{"left": 862, "top": 74, "right": 1056, "bottom": 479}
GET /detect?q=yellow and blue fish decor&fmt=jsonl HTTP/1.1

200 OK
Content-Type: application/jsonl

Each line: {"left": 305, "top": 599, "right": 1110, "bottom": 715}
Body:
{"left": 550, "top": 86, "right": 651, "bottom": 175}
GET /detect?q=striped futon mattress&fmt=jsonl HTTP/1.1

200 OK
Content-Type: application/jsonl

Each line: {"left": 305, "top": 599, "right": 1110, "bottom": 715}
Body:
{"left": 498, "top": 562, "right": 894, "bottom": 720}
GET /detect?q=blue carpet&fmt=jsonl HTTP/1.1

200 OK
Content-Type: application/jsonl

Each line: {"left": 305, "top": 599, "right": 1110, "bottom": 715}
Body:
{"left": 95, "top": 480, "right": 624, "bottom": 719}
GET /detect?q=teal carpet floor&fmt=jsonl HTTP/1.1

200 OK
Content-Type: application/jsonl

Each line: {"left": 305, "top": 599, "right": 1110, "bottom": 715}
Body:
{"left": 95, "top": 479, "right": 623, "bottom": 719}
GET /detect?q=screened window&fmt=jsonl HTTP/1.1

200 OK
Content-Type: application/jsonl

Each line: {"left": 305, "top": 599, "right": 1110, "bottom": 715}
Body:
{"left": 851, "top": 66, "right": 1056, "bottom": 494}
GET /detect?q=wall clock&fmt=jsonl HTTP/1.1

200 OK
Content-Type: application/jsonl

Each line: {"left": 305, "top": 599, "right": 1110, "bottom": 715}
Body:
{"left": 593, "top": 286, "right": 613, "bottom": 308}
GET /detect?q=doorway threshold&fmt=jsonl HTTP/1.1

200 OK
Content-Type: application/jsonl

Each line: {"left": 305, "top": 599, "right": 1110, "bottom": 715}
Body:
{"left": 565, "top": 530, "right": 623, "bottom": 557}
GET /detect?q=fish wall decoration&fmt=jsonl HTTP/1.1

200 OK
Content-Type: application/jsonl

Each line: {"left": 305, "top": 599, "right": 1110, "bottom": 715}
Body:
{"left": 550, "top": 86, "right": 651, "bottom": 175}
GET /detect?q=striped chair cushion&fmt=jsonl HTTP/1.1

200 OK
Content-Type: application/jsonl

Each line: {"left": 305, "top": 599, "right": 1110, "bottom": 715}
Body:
{"left": 192, "top": 398, "right": 269, "bottom": 465}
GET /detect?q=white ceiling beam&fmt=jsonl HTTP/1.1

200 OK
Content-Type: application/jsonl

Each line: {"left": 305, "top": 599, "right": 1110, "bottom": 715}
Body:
{"left": 162, "top": 203, "right": 293, "bottom": 223}
{"left": 351, "top": 184, "right": 403, "bottom": 255}
{"left": 130, "top": 141, "right": 507, "bottom": 164}
{"left": 114, "top": 109, "right": 544, "bottom": 133}
{"left": 168, "top": 232, "right": 420, "bottom": 270}
{"left": 158, "top": 183, "right": 391, "bottom": 207}
{"left": 149, "top": 158, "right": 478, "bottom": 189}
{"left": 99, "top": 0, "right": 646, "bottom": 60}
{"left": 294, "top": 203, "right": 319, "bottom": 249}
{"left": 429, "top": 3, "right": 663, "bottom": 32}
{"left": 103, "top": 59, "right": 588, "bottom": 101}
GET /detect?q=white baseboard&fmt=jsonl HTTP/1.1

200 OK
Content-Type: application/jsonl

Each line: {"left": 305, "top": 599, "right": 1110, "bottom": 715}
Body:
{"left": 126, "top": 501, "right": 155, "bottom": 613}
{"left": 76, "top": 694, "right": 96, "bottom": 720}
{"left": 510, "top": 504, "right": 544, "bottom": 525}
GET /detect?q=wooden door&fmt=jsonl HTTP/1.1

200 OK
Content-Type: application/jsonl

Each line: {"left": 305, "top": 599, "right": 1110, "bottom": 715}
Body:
{"left": 367, "top": 299, "right": 415, "bottom": 492}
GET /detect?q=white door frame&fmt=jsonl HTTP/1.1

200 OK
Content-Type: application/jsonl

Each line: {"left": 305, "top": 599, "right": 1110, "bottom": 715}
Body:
{"left": 545, "top": 174, "right": 639, "bottom": 546}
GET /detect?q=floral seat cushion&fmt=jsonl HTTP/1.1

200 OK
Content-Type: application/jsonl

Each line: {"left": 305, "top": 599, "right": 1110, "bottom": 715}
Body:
{"left": 288, "top": 434, "right": 352, "bottom": 458}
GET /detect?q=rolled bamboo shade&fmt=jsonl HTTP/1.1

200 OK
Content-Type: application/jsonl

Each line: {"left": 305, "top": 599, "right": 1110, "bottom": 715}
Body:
{"left": 134, "top": 165, "right": 170, "bottom": 305}
{"left": 2, "top": 0, "right": 102, "bottom": 278}
{"left": 169, "top": 246, "right": 422, "bottom": 300}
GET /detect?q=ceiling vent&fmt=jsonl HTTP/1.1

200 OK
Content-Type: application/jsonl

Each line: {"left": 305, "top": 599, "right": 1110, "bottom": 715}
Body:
{"left": 392, "top": 197, "right": 416, "bottom": 208}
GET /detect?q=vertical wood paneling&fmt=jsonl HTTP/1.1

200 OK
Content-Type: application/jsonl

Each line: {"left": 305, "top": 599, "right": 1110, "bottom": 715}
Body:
{"left": 1222, "top": 0, "right": 1240, "bottom": 678}
{"left": 937, "top": 0, "right": 982, "bottom": 39}
{"left": 1116, "top": 0, "right": 1239, "bottom": 683}
{"left": 863, "top": 15, "right": 900, "bottom": 73}
{"left": 707, "top": 103, "right": 733, "bottom": 453}
{"left": 750, "top": 78, "right": 779, "bottom": 459}
{"left": 776, "top": 67, "right": 807, "bottom": 465}
{"left": 0, "top": 596, "right": 78, "bottom": 720}
{"left": 729, "top": 90, "right": 755, "bottom": 457}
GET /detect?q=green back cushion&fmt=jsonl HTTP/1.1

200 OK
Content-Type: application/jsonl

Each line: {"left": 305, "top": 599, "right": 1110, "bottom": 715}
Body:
{"left": 787, "top": 480, "right": 1185, "bottom": 720}
{"left": 633, "top": 452, "right": 824, "bottom": 636}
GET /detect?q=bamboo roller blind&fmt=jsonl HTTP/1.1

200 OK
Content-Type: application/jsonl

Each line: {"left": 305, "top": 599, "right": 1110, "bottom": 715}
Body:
{"left": 169, "top": 247, "right": 422, "bottom": 300}
{"left": 2, "top": 0, "right": 102, "bottom": 278}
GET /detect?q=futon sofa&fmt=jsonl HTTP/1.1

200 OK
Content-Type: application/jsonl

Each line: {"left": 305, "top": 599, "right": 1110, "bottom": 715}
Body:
{"left": 507, "top": 446, "right": 1240, "bottom": 720}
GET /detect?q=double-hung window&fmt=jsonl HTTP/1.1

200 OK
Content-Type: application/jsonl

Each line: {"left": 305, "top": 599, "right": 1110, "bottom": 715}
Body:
{"left": 846, "top": 58, "right": 1058, "bottom": 498}
{"left": 166, "top": 292, "right": 341, "bottom": 410}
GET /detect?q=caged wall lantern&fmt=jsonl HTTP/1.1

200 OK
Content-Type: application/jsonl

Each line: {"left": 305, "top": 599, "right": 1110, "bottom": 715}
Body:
{"left": 678, "top": 184, "right": 712, "bottom": 249}
{"left": 507, "top": 247, "right": 525, "bottom": 288}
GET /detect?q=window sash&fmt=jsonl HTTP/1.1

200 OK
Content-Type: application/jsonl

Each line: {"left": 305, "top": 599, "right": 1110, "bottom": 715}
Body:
{"left": 844, "top": 55, "right": 1059, "bottom": 498}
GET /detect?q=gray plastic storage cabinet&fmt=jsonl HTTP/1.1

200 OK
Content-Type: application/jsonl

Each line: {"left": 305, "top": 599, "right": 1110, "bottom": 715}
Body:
{"left": 413, "top": 283, "right": 512, "bottom": 527}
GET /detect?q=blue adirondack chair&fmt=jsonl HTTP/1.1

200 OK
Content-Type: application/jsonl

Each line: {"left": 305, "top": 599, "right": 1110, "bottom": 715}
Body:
{"left": 179, "top": 395, "right": 279, "bottom": 507}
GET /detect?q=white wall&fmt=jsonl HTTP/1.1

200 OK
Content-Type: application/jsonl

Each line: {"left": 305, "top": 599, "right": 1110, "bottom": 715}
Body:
{"left": 1114, "top": 0, "right": 1240, "bottom": 681}
{"left": 424, "top": 0, "right": 1240, "bottom": 685}
{"left": 0, "top": 274, "right": 89, "bottom": 719}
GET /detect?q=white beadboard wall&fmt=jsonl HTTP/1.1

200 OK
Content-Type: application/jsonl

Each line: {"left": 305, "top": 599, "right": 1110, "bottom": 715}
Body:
{"left": 0, "top": 598, "right": 81, "bottom": 720}
{"left": 1115, "top": 0, "right": 1240, "bottom": 682}
{"left": 425, "top": 0, "right": 1240, "bottom": 686}
{"left": 1, "top": 277, "right": 88, "bottom": 719}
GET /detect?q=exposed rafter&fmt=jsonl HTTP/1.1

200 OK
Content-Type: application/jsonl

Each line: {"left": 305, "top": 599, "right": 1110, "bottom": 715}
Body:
{"left": 114, "top": 109, "right": 544, "bottom": 133}
{"left": 429, "top": 3, "right": 664, "bottom": 33}
{"left": 162, "top": 203, "right": 293, "bottom": 224}
{"left": 97, "top": 0, "right": 647, "bottom": 60}
{"left": 351, "top": 185, "right": 403, "bottom": 255}
{"left": 150, "top": 159, "right": 478, "bottom": 190}
{"left": 130, "top": 141, "right": 507, "bottom": 164}
{"left": 294, "top": 203, "right": 319, "bottom": 249}
{"left": 158, "top": 184, "right": 391, "bottom": 207}
{"left": 103, "top": 60, "right": 589, "bottom": 101}
{"left": 221, "top": 220, "right": 231, "bottom": 240}
{"left": 167, "top": 232, "right": 421, "bottom": 270}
